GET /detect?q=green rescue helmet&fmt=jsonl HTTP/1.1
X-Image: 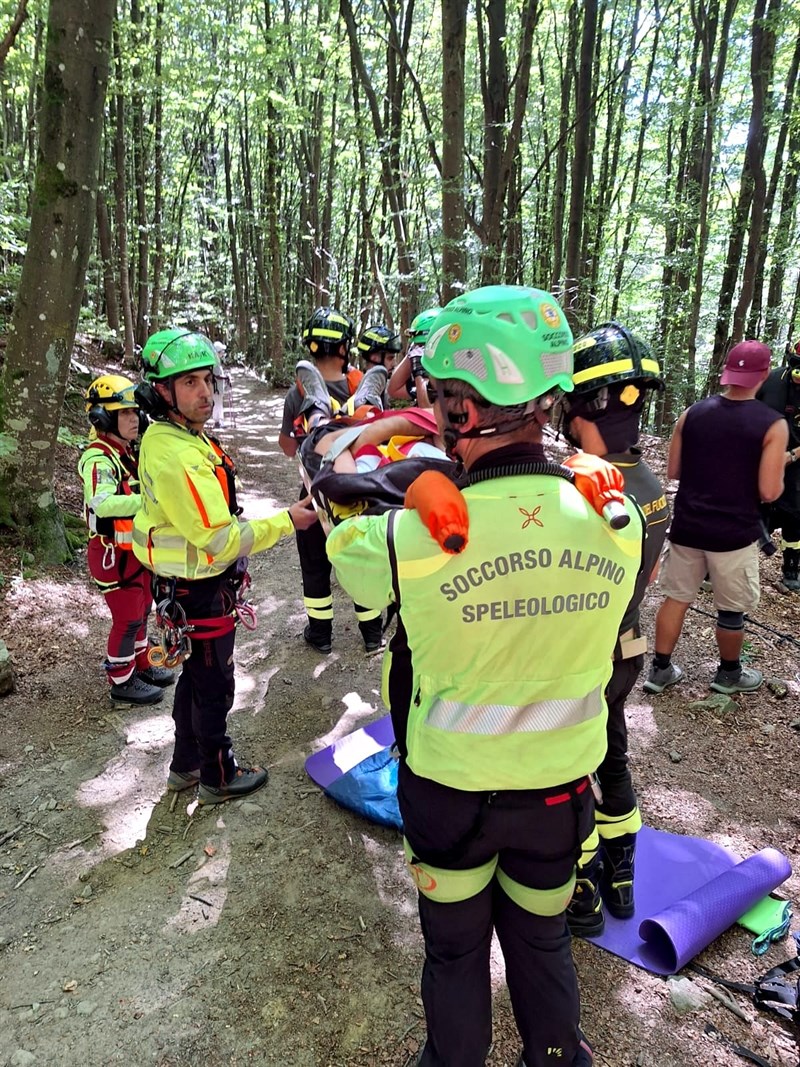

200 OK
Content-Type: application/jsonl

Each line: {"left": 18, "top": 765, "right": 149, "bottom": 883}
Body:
{"left": 571, "top": 322, "right": 663, "bottom": 396}
{"left": 408, "top": 307, "right": 442, "bottom": 344}
{"left": 357, "top": 324, "right": 402, "bottom": 357}
{"left": 422, "top": 285, "right": 573, "bottom": 406}
{"left": 141, "top": 329, "right": 218, "bottom": 382}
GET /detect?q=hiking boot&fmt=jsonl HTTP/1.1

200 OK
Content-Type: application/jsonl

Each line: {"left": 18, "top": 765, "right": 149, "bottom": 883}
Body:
{"left": 137, "top": 665, "right": 176, "bottom": 688}
{"left": 198, "top": 766, "right": 269, "bottom": 805}
{"left": 566, "top": 857, "right": 605, "bottom": 938}
{"left": 351, "top": 364, "right": 388, "bottom": 411}
{"left": 709, "top": 665, "right": 763, "bottom": 694}
{"left": 303, "top": 622, "right": 332, "bottom": 654}
{"left": 779, "top": 548, "right": 800, "bottom": 592}
{"left": 167, "top": 768, "right": 200, "bottom": 792}
{"left": 295, "top": 359, "right": 332, "bottom": 418}
{"left": 601, "top": 834, "right": 636, "bottom": 919}
{"left": 359, "top": 616, "right": 384, "bottom": 654}
{"left": 109, "top": 675, "right": 164, "bottom": 705}
{"left": 642, "top": 662, "right": 684, "bottom": 694}
{"left": 518, "top": 1033, "right": 593, "bottom": 1066}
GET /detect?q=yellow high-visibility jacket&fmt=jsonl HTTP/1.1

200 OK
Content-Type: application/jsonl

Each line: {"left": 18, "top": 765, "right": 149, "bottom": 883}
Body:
{"left": 133, "top": 420, "right": 293, "bottom": 579}
{"left": 78, "top": 437, "right": 140, "bottom": 550}
{"left": 328, "top": 473, "right": 644, "bottom": 791}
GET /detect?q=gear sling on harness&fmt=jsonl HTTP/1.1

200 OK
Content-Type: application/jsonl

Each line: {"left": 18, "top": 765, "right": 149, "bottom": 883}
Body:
{"left": 147, "top": 436, "right": 254, "bottom": 667}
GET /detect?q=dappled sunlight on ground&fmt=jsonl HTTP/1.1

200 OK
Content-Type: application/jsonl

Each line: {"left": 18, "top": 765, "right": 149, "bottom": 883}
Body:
{"left": 163, "top": 833, "right": 231, "bottom": 935}
{"left": 313, "top": 652, "right": 341, "bottom": 678}
{"left": 626, "top": 698, "right": 659, "bottom": 747}
{"left": 638, "top": 785, "right": 720, "bottom": 836}
{"left": 234, "top": 664, "right": 280, "bottom": 713}
{"left": 6, "top": 575, "right": 104, "bottom": 641}
{"left": 76, "top": 711, "right": 173, "bottom": 854}
{"left": 489, "top": 933, "right": 508, "bottom": 993}
{"left": 314, "top": 691, "right": 380, "bottom": 751}
{"left": 362, "top": 835, "right": 417, "bottom": 935}
{"left": 239, "top": 491, "right": 285, "bottom": 514}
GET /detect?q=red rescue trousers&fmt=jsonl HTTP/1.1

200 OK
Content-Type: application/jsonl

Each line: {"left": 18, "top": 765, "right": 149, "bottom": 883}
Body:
{"left": 87, "top": 538, "right": 152, "bottom": 685}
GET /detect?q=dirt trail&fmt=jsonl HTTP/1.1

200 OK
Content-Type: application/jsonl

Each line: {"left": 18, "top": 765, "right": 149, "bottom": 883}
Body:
{"left": 0, "top": 370, "right": 798, "bottom": 1067}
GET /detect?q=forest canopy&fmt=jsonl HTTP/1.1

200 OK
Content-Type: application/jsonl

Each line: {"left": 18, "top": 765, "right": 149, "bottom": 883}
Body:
{"left": 0, "top": 0, "right": 799, "bottom": 469}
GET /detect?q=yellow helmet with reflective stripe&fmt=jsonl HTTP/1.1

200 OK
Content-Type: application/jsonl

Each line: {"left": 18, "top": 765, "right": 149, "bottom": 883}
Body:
{"left": 85, "top": 374, "right": 138, "bottom": 412}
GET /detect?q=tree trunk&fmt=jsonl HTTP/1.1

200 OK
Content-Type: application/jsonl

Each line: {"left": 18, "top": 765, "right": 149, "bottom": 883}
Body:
{"left": 708, "top": 0, "right": 773, "bottom": 387}
{"left": 441, "top": 0, "right": 468, "bottom": 303}
{"left": 223, "top": 125, "right": 247, "bottom": 354}
{"left": 340, "top": 0, "right": 416, "bottom": 324}
{"left": 765, "top": 31, "right": 800, "bottom": 343}
{"left": 0, "top": 0, "right": 115, "bottom": 560}
{"left": 149, "top": 0, "right": 164, "bottom": 331}
{"left": 112, "top": 31, "right": 135, "bottom": 361}
{"left": 96, "top": 154, "right": 120, "bottom": 333}
{"left": 130, "top": 0, "right": 149, "bottom": 347}
{"left": 611, "top": 10, "right": 661, "bottom": 320}
{"left": 731, "top": 0, "right": 777, "bottom": 342}
{"left": 563, "top": 0, "right": 596, "bottom": 327}
{"left": 0, "top": 0, "right": 28, "bottom": 71}
{"left": 478, "top": 0, "right": 539, "bottom": 286}
{"left": 550, "top": 4, "right": 578, "bottom": 292}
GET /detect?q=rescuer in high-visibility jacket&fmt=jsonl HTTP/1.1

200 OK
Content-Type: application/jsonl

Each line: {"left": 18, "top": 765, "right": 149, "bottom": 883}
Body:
{"left": 79, "top": 374, "right": 174, "bottom": 706}
{"left": 133, "top": 329, "right": 318, "bottom": 804}
{"left": 559, "top": 323, "right": 669, "bottom": 940}
{"left": 326, "top": 286, "right": 645, "bottom": 1067}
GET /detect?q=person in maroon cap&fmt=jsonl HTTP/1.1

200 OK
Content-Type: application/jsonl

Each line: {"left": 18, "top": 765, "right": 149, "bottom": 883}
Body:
{"left": 644, "top": 340, "right": 787, "bottom": 695}
{"left": 757, "top": 341, "right": 800, "bottom": 592}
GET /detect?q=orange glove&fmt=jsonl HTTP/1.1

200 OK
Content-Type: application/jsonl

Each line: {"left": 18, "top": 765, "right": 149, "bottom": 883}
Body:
{"left": 405, "top": 470, "right": 469, "bottom": 554}
{"left": 562, "top": 453, "right": 630, "bottom": 529}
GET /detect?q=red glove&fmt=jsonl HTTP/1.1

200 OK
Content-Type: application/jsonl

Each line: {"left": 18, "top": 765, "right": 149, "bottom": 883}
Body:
{"left": 405, "top": 470, "right": 469, "bottom": 554}
{"left": 562, "top": 453, "right": 630, "bottom": 529}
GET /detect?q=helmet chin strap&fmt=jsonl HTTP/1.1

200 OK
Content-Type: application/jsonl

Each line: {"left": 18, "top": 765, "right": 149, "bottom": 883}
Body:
{"left": 440, "top": 396, "right": 551, "bottom": 457}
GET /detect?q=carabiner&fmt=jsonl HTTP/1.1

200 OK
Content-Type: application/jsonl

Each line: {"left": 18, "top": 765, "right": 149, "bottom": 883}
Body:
{"left": 235, "top": 602, "right": 258, "bottom": 631}
{"left": 147, "top": 645, "right": 168, "bottom": 668}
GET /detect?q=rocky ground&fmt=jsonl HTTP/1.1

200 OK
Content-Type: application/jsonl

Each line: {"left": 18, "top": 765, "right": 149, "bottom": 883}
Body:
{"left": 0, "top": 366, "right": 798, "bottom": 1067}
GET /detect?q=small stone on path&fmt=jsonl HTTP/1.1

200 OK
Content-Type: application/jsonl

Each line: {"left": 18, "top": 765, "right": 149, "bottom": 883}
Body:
{"left": 10, "top": 1051, "right": 37, "bottom": 1066}
{"left": 688, "top": 693, "right": 736, "bottom": 716}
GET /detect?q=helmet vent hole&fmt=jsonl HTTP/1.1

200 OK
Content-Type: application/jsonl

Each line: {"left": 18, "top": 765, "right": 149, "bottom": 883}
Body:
{"left": 453, "top": 348, "right": 488, "bottom": 380}
{"left": 521, "top": 311, "right": 538, "bottom": 330}
{"left": 540, "top": 351, "right": 572, "bottom": 378}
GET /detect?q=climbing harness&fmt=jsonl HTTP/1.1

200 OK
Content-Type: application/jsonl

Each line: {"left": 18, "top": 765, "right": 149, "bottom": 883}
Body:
{"left": 148, "top": 594, "right": 193, "bottom": 668}
{"left": 147, "top": 565, "right": 258, "bottom": 667}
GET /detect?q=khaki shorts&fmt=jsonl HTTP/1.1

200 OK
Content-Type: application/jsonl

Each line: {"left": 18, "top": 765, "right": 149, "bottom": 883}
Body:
{"left": 658, "top": 541, "right": 760, "bottom": 613}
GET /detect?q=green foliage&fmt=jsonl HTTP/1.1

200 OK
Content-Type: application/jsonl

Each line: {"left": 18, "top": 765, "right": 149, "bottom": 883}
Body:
{"left": 57, "top": 426, "right": 90, "bottom": 449}
{"left": 3, "top": 0, "right": 800, "bottom": 426}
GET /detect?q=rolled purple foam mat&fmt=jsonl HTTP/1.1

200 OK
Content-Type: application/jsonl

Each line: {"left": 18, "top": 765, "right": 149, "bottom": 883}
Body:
{"left": 591, "top": 827, "right": 792, "bottom": 975}
{"left": 637, "top": 848, "right": 792, "bottom": 974}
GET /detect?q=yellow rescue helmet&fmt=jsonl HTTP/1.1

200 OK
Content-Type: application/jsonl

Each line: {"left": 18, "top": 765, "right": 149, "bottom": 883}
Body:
{"left": 85, "top": 374, "right": 138, "bottom": 413}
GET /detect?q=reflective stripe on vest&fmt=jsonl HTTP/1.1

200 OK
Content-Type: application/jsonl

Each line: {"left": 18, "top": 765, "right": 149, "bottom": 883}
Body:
{"left": 84, "top": 441, "right": 136, "bottom": 550}
{"left": 391, "top": 475, "right": 644, "bottom": 791}
{"left": 425, "top": 685, "right": 603, "bottom": 736}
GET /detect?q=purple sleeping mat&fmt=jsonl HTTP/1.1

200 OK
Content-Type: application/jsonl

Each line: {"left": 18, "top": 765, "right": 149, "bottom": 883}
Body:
{"left": 305, "top": 713, "right": 395, "bottom": 790}
{"left": 591, "top": 825, "right": 791, "bottom": 974}
{"left": 305, "top": 718, "right": 792, "bottom": 975}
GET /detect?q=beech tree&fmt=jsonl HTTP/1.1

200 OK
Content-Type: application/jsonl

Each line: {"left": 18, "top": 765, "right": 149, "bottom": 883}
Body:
{"left": 0, "top": 0, "right": 115, "bottom": 560}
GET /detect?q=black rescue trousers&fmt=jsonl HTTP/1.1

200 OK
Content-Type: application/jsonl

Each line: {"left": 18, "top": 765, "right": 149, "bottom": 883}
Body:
{"left": 595, "top": 654, "right": 644, "bottom": 822}
{"left": 399, "top": 762, "right": 594, "bottom": 1067}
{"left": 295, "top": 484, "right": 380, "bottom": 640}
{"left": 159, "top": 572, "right": 237, "bottom": 789}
